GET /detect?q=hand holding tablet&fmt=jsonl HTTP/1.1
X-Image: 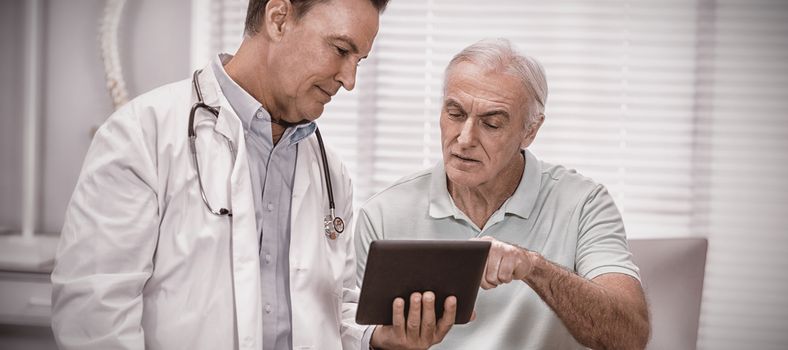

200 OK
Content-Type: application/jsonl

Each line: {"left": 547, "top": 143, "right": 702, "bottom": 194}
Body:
{"left": 357, "top": 240, "right": 491, "bottom": 324}
{"left": 368, "top": 290, "right": 458, "bottom": 349}
{"left": 358, "top": 240, "right": 490, "bottom": 348}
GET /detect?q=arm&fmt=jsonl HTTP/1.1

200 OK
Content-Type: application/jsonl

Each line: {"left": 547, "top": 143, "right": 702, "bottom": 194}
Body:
{"left": 526, "top": 252, "right": 649, "bottom": 350}
{"left": 478, "top": 238, "right": 649, "bottom": 350}
{"left": 476, "top": 185, "right": 650, "bottom": 350}
{"left": 50, "top": 108, "right": 159, "bottom": 349}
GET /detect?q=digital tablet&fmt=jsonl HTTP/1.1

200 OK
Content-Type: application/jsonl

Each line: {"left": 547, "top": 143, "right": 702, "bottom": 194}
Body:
{"left": 356, "top": 239, "right": 491, "bottom": 325}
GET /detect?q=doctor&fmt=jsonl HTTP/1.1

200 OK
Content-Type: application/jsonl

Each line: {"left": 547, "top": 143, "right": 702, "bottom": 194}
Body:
{"left": 51, "top": 0, "right": 456, "bottom": 349}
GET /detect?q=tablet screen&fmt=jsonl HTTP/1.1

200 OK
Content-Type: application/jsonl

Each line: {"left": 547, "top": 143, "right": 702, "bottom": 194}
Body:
{"left": 356, "top": 240, "right": 491, "bottom": 325}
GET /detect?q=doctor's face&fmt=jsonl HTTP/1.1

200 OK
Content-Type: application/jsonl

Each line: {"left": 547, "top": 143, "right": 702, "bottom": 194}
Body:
{"left": 269, "top": 0, "right": 379, "bottom": 123}
{"left": 440, "top": 61, "right": 536, "bottom": 189}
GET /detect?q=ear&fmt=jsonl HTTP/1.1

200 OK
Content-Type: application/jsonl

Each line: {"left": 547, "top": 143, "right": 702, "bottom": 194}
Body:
{"left": 264, "top": 0, "right": 293, "bottom": 41}
{"left": 520, "top": 113, "right": 544, "bottom": 149}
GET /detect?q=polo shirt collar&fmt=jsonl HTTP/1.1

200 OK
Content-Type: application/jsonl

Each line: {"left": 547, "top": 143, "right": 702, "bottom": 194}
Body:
{"left": 504, "top": 149, "right": 542, "bottom": 219}
{"left": 428, "top": 161, "right": 454, "bottom": 219}
{"left": 428, "top": 149, "right": 542, "bottom": 220}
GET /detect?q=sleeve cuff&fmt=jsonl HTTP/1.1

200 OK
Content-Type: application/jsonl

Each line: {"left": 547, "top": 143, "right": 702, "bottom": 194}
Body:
{"left": 361, "top": 325, "right": 375, "bottom": 350}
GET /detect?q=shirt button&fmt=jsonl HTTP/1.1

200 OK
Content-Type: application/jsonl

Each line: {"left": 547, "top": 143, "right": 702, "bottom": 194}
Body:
{"left": 265, "top": 254, "right": 272, "bottom": 264}
{"left": 265, "top": 304, "right": 272, "bottom": 314}
{"left": 266, "top": 202, "right": 274, "bottom": 211}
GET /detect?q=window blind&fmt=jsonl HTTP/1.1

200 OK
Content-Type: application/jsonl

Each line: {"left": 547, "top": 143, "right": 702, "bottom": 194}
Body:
{"left": 695, "top": 0, "right": 788, "bottom": 348}
{"left": 193, "top": 0, "right": 788, "bottom": 348}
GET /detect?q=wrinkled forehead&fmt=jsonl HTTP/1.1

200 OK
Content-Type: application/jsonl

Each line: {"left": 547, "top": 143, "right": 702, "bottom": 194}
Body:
{"left": 443, "top": 61, "right": 528, "bottom": 112}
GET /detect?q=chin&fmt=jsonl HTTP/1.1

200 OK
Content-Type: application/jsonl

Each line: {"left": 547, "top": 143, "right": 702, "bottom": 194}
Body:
{"left": 303, "top": 104, "right": 325, "bottom": 121}
{"left": 445, "top": 166, "right": 482, "bottom": 188}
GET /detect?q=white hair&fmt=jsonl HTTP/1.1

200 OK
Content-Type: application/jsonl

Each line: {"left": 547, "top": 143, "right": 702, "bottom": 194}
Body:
{"left": 444, "top": 38, "right": 548, "bottom": 124}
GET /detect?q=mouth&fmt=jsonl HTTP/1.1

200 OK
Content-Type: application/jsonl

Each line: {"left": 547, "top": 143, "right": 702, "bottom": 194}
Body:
{"left": 452, "top": 153, "right": 480, "bottom": 164}
{"left": 316, "top": 86, "right": 334, "bottom": 102}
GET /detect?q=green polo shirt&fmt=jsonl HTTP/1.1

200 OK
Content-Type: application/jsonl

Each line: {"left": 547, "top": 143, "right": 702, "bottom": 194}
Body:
{"left": 355, "top": 150, "right": 640, "bottom": 349}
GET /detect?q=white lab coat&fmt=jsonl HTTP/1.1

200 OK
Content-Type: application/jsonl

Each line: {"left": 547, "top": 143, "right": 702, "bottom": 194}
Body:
{"left": 51, "top": 63, "right": 364, "bottom": 349}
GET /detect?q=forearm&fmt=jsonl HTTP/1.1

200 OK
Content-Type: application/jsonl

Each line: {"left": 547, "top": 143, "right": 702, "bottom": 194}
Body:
{"left": 523, "top": 252, "right": 649, "bottom": 350}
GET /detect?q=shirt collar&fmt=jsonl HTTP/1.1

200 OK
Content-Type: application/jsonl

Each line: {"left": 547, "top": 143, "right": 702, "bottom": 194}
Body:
{"left": 211, "top": 53, "right": 316, "bottom": 146}
{"left": 211, "top": 54, "right": 261, "bottom": 133}
{"left": 428, "top": 149, "right": 542, "bottom": 220}
{"left": 503, "top": 149, "right": 542, "bottom": 219}
{"left": 289, "top": 123, "right": 317, "bottom": 145}
{"left": 428, "top": 161, "right": 455, "bottom": 219}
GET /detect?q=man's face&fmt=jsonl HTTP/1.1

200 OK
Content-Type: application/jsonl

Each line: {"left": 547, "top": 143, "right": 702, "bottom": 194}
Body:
{"left": 440, "top": 61, "right": 535, "bottom": 189}
{"left": 269, "top": 0, "right": 379, "bottom": 122}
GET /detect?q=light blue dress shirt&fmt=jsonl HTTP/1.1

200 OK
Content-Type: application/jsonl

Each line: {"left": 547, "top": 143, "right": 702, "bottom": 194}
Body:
{"left": 212, "top": 54, "right": 315, "bottom": 350}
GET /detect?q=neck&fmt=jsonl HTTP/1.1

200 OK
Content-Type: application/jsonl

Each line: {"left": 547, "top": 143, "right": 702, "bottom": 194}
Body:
{"left": 448, "top": 152, "right": 525, "bottom": 229}
{"left": 224, "top": 38, "right": 288, "bottom": 144}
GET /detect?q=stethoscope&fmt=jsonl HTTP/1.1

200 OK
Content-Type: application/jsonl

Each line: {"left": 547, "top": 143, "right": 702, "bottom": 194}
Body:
{"left": 188, "top": 69, "right": 345, "bottom": 240}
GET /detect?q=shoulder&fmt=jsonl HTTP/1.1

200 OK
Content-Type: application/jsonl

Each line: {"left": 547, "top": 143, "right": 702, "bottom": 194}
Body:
{"left": 121, "top": 79, "right": 191, "bottom": 118}
{"left": 102, "top": 79, "right": 190, "bottom": 130}
{"left": 359, "top": 167, "right": 433, "bottom": 217}
{"left": 538, "top": 160, "right": 605, "bottom": 205}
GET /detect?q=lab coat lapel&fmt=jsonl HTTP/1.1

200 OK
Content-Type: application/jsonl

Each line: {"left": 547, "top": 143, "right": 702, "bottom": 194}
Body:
{"left": 199, "top": 63, "right": 238, "bottom": 143}
{"left": 198, "top": 62, "right": 264, "bottom": 349}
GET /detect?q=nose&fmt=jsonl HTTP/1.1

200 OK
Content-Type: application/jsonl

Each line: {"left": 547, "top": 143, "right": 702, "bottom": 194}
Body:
{"left": 457, "top": 118, "right": 477, "bottom": 146}
{"left": 335, "top": 60, "right": 358, "bottom": 91}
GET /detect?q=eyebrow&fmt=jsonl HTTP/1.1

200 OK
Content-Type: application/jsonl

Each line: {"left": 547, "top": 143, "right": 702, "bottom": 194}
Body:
{"left": 330, "top": 35, "right": 367, "bottom": 59}
{"left": 478, "top": 109, "right": 510, "bottom": 120}
{"left": 445, "top": 98, "right": 509, "bottom": 119}
{"left": 444, "top": 99, "right": 466, "bottom": 113}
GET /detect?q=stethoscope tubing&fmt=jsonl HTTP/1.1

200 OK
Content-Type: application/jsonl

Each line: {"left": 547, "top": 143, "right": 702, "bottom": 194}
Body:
{"left": 314, "top": 127, "right": 336, "bottom": 216}
{"left": 189, "top": 69, "right": 343, "bottom": 238}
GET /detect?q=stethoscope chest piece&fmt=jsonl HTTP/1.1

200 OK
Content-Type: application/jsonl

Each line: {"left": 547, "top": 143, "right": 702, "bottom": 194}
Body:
{"left": 324, "top": 215, "right": 345, "bottom": 240}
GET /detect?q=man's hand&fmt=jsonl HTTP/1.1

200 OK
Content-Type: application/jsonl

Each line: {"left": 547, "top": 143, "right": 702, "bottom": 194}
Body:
{"left": 370, "top": 291, "right": 456, "bottom": 350}
{"left": 473, "top": 236, "right": 533, "bottom": 290}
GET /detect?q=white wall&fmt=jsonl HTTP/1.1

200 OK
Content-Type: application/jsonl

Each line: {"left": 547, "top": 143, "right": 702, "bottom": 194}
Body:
{"left": 0, "top": 0, "right": 192, "bottom": 235}
{"left": 0, "top": 0, "right": 25, "bottom": 234}
{"left": 0, "top": 0, "right": 191, "bottom": 348}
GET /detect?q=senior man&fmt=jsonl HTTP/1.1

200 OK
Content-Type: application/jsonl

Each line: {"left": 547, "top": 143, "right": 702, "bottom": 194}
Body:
{"left": 355, "top": 39, "right": 650, "bottom": 349}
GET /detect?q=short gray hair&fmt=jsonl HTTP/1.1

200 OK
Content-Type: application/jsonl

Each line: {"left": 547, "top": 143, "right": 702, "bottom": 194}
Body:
{"left": 444, "top": 38, "right": 548, "bottom": 124}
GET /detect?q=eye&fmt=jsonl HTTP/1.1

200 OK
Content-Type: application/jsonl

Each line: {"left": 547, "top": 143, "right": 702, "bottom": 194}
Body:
{"left": 335, "top": 45, "right": 350, "bottom": 57}
{"left": 447, "top": 111, "right": 464, "bottom": 120}
{"left": 483, "top": 122, "right": 500, "bottom": 130}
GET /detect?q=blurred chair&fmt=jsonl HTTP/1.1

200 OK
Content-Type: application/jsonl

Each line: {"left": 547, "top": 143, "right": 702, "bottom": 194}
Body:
{"left": 628, "top": 238, "right": 708, "bottom": 350}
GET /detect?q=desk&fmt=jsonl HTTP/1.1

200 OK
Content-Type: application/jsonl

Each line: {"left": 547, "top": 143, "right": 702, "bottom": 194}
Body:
{"left": 0, "top": 270, "right": 57, "bottom": 350}
{"left": 0, "top": 234, "right": 59, "bottom": 350}
{"left": 0, "top": 271, "right": 52, "bottom": 326}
